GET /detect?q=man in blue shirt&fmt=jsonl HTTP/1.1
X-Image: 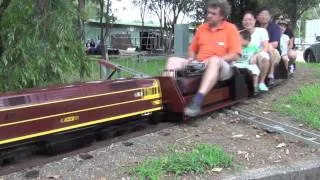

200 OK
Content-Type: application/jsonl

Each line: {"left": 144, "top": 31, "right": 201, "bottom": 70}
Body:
{"left": 257, "top": 7, "right": 281, "bottom": 85}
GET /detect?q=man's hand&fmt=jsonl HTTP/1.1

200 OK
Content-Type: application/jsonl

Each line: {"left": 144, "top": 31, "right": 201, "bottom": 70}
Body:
{"left": 270, "top": 41, "right": 279, "bottom": 49}
{"left": 187, "top": 57, "right": 194, "bottom": 63}
{"left": 221, "top": 52, "right": 240, "bottom": 62}
{"left": 182, "top": 58, "right": 193, "bottom": 68}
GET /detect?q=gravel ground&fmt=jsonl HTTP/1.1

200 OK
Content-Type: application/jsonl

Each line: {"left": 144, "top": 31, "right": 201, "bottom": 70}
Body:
{"left": 1, "top": 66, "right": 320, "bottom": 180}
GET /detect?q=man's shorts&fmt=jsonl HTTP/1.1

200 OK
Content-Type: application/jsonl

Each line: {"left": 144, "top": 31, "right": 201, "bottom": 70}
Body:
{"left": 269, "top": 48, "right": 281, "bottom": 64}
{"left": 194, "top": 58, "right": 233, "bottom": 81}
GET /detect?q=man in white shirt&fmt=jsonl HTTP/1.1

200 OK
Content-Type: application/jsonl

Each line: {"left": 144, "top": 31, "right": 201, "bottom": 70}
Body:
{"left": 257, "top": 8, "right": 282, "bottom": 85}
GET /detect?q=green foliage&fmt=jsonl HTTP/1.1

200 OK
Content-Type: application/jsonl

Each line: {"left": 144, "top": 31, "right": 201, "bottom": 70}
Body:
{"left": 260, "top": 0, "right": 320, "bottom": 30}
{"left": 0, "top": 0, "right": 89, "bottom": 92}
{"left": 273, "top": 83, "right": 320, "bottom": 129}
{"left": 298, "top": 7, "right": 320, "bottom": 39}
{"left": 192, "top": 0, "right": 261, "bottom": 26}
{"left": 131, "top": 144, "right": 233, "bottom": 180}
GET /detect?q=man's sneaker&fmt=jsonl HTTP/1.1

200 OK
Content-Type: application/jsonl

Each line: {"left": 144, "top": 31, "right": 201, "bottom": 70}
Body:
{"left": 289, "top": 65, "right": 294, "bottom": 73}
{"left": 254, "top": 86, "right": 259, "bottom": 95}
{"left": 184, "top": 102, "right": 201, "bottom": 117}
{"left": 268, "top": 78, "right": 275, "bottom": 86}
{"left": 258, "top": 83, "right": 269, "bottom": 92}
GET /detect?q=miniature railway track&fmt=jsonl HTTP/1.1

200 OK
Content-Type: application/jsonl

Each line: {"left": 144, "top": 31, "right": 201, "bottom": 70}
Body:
{"left": 0, "top": 121, "right": 175, "bottom": 176}
{"left": 230, "top": 107, "right": 320, "bottom": 147}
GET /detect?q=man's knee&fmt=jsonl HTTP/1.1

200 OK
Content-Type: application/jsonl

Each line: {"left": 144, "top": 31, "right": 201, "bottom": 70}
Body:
{"left": 168, "top": 56, "right": 182, "bottom": 62}
{"left": 288, "top": 50, "right": 297, "bottom": 59}
{"left": 257, "top": 51, "right": 270, "bottom": 61}
{"left": 166, "top": 56, "right": 187, "bottom": 69}
{"left": 207, "top": 57, "right": 221, "bottom": 66}
{"left": 268, "top": 49, "right": 281, "bottom": 65}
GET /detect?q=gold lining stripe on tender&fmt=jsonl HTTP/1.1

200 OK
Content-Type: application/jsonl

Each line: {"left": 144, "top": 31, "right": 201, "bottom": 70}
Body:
{"left": 0, "top": 107, "right": 162, "bottom": 145}
{"left": 0, "top": 97, "right": 162, "bottom": 128}
{"left": 0, "top": 87, "right": 146, "bottom": 112}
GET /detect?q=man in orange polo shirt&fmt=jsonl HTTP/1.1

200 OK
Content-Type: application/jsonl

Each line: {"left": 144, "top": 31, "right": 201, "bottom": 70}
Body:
{"left": 164, "top": 0, "right": 241, "bottom": 117}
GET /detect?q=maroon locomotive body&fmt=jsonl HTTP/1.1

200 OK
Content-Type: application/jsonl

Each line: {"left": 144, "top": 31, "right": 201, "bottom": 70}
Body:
{"left": 0, "top": 78, "right": 162, "bottom": 154}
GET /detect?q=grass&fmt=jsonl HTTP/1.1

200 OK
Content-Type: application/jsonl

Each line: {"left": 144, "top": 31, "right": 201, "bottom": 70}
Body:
{"left": 111, "top": 57, "right": 166, "bottom": 77}
{"left": 131, "top": 144, "right": 233, "bottom": 180}
{"left": 296, "top": 62, "right": 320, "bottom": 78}
{"left": 273, "top": 83, "right": 320, "bottom": 129}
{"left": 273, "top": 62, "right": 320, "bottom": 129}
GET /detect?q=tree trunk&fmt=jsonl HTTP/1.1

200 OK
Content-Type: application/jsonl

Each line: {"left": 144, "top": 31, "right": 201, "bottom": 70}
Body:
{"left": 98, "top": 0, "right": 107, "bottom": 78}
{"left": 77, "top": 0, "right": 85, "bottom": 41}
{"left": 103, "top": 0, "right": 111, "bottom": 60}
{"left": 35, "top": 0, "right": 49, "bottom": 17}
{"left": 290, "top": 18, "right": 298, "bottom": 31}
{"left": 99, "top": 0, "right": 106, "bottom": 60}
{"left": 0, "top": 0, "right": 12, "bottom": 57}
{"left": 34, "top": 0, "right": 49, "bottom": 43}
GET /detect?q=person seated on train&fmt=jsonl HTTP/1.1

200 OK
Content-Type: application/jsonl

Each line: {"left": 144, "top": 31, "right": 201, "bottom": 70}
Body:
{"left": 233, "top": 30, "right": 260, "bottom": 94}
{"left": 242, "top": 12, "right": 270, "bottom": 92}
{"left": 85, "top": 39, "right": 90, "bottom": 49}
{"left": 163, "top": 0, "right": 241, "bottom": 117}
{"left": 277, "top": 17, "right": 297, "bottom": 73}
{"left": 278, "top": 20, "right": 291, "bottom": 72}
{"left": 257, "top": 7, "right": 281, "bottom": 85}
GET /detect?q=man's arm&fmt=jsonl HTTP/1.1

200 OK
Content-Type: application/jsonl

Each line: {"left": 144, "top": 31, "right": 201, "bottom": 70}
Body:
{"left": 188, "top": 49, "right": 196, "bottom": 61}
{"left": 261, "top": 41, "right": 269, "bottom": 52}
{"left": 269, "top": 23, "right": 281, "bottom": 49}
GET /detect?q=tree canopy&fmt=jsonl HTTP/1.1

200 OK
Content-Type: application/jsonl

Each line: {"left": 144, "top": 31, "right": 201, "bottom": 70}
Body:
{"left": 260, "top": 0, "right": 320, "bottom": 30}
{"left": 0, "top": 0, "right": 89, "bottom": 91}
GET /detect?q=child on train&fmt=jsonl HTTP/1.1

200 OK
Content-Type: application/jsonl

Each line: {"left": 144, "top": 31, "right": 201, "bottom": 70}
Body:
{"left": 234, "top": 30, "right": 260, "bottom": 94}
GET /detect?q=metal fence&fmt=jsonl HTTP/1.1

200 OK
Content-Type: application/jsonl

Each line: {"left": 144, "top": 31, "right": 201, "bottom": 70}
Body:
{"left": 84, "top": 54, "right": 166, "bottom": 81}
{"left": 106, "top": 35, "right": 173, "bottom": 54}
